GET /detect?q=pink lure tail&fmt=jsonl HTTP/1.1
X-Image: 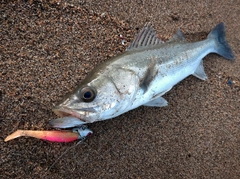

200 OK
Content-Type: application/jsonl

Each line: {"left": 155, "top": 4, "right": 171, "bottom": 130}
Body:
{"left": 4, "top": 130, "right": 80, "bottom": 142}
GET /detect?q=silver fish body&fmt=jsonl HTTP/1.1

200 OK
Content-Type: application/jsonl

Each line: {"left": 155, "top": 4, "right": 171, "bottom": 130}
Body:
{"left": 50, "top": 22, "right": 234, "bottom": 128}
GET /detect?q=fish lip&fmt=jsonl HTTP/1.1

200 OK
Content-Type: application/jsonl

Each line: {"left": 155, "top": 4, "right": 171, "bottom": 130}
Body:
{"left": 52, "top": 106, "right": 97, "bottom": 122}
{"left": 53, "top": 107, "right": 82, "bottom": 119}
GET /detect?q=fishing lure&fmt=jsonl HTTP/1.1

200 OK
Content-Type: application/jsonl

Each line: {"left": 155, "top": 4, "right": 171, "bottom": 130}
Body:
{"left": 4, "top": 126, "right": 92, "bottom": 143}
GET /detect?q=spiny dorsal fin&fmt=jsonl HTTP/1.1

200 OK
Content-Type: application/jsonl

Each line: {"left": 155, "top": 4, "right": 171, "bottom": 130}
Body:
{"left": 168, "top": 29, "right": 185, "bottom": 42}
{"left": 127, "top": 23, "right": 164, "bottom": 51}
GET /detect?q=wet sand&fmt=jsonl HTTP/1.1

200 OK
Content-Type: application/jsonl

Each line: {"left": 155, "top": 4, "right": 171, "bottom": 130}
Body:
{"left": 1, "top": 0, "right": 240, "bottom": 178}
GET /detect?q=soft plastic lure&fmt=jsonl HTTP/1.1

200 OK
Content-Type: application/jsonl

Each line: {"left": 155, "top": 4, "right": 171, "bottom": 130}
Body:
{"left": 4, "top": 126, "right": 93, "bottom": 143}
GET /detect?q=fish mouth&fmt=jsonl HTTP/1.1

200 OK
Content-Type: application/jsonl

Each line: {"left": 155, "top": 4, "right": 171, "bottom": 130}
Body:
{"left": 50, "top": 104, "right": 99, "bottom": 128}
{"left": 50, "top": 107, "right": 87, "bottom": 129}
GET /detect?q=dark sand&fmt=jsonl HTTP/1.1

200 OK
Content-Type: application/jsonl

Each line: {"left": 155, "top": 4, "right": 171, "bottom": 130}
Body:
{"left": 1, "top": 0, "right": 240, "bottom": 178}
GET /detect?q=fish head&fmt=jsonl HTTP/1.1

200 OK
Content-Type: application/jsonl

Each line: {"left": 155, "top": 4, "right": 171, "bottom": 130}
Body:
{"left": 51, "top": 75, "right": 133, "bottom": 128}
{"left": 52, "top": 84, "right": 100, "bottom": 122}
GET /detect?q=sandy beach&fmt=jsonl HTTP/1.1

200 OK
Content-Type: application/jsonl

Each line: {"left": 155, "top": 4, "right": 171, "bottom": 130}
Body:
{"left": 1, "top": 0, "right": 240, "bottom": 178}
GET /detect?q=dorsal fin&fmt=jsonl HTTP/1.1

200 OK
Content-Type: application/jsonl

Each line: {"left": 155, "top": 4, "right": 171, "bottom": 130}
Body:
{"left": 127, "top": 23, "right": 164, "bottom": 51}
{"left": 168, "top": 29, "right": 185, "bottom": 42}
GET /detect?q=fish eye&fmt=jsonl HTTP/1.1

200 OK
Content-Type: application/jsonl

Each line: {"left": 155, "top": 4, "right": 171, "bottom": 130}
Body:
{"left": 80, "top": 86, "right": 96, "bottom": 102}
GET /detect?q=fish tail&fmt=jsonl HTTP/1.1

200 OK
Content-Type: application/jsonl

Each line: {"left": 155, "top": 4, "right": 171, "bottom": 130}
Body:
{"left": 207, "top": 22, "right": 234, "bottom": 60}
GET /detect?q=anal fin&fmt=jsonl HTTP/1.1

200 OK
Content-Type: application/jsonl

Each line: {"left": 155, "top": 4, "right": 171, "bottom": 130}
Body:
{"left": 192, "top": 60, "right": 207, "bottom": 80}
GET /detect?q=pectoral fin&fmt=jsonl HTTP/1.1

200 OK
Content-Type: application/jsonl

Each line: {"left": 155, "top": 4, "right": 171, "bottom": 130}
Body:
{"left": 144, "top": 97, "right": 168, "bottom": 107}
{"left": 192, "top": 60, "right": 207, "bottom": 80}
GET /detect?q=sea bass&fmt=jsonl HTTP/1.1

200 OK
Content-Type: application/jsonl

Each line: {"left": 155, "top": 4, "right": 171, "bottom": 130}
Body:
{"left": 50, "top": 22, "right": 234, "bottom": 128}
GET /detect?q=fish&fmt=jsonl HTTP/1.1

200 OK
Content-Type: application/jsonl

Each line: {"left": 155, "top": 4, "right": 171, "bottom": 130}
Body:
{"left": 50, "top": 22, "right": 234, "bottom": 129}
{"left": 4, "top": 126, "right": 93, "bottom": 142}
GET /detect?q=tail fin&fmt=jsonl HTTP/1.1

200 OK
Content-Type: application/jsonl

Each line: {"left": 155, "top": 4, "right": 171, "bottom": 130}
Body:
{"left": 207, "top": 22, "right": 234, "bottom": 60}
